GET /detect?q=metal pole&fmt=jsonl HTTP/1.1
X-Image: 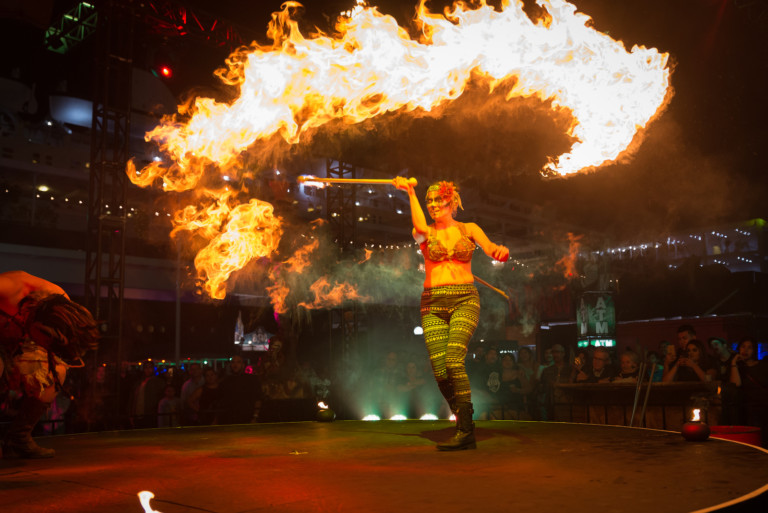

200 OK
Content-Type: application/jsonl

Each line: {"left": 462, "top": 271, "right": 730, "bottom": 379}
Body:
{"left": 299, "top": 176, "right": 417, "bottom": 186}
{"left": 629, "top": 362, "right": 646, "bottom": 427}
{"left": 175, "top": 242, "right": 181, "bottom": 363}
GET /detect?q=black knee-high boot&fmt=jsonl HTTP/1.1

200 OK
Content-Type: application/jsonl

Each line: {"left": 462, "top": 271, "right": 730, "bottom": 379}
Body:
{"left": 3, "top": 397, "right": 55, "bottom": 458}
{"left": 437, "top": 402, "right": 476, "bottom": 451}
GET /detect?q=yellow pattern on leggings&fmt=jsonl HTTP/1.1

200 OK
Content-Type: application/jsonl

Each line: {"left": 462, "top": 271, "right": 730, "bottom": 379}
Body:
{"left": 420, "top": 284, "right": 480, "bottom": 405}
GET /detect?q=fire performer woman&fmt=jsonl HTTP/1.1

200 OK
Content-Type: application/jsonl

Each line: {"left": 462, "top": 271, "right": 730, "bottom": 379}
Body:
{"left": 0, "top": 271, "right": 98, "bottom": 458}
{"left": 393, "top": 178, "right": 508, "bottom": 450}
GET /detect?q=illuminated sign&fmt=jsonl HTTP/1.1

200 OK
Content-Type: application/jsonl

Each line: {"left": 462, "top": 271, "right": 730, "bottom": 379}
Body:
{"left": 577, "top": 292, "right": 615, "bottom": 338}
{"left": 241, "top": 327, "right": 271, "bottom": 352}
{"left": 578, "top": 338, "right": 616, "bottom": 348}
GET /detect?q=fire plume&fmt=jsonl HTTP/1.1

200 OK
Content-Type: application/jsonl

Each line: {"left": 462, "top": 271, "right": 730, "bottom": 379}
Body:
{"left": 173, "top": 189, "right": 283, "bottom": 300}
{"left": 128, "top": 0, "right": 671, "bottom": 299}
{"left": 298, "top": 276, "right": 372, "bottom": 310}
{"left": 282, "top": 239, "right": 320, "bottom": 274}
{"left": 267, "top": 239, "right": 319, "bottom": 313}
{"left": 267, "top": 238, "right": 371, "bottom": 313}
{"left": 555, "top": 232, "right": 582, "bottom": 280}
{"left": 133, "top": 0, "right": 670, "bottom": 185}
{"left": 358, "top": 248, "right": 373, "bottom": 264}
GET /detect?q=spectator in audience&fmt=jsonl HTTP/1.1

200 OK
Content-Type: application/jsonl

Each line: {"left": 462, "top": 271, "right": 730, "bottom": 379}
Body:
{"left": 533, "top": 347, "right": 555, "bottom": 420}
{"left": 470, "top": 346, "right": 501, "bottom": 420}
{"left": 574, "top": 347, "right": 615, "bottom": 383}
{"left": 663, "top": 340, "right": 716, "bottom": 382}
{"left": 539, "top": 344, "right": 573, "bottom": 420}
{"left": 676, "top": 324, "right": 699, "bottom": 353}
{"left": 283, "top": 374, "right": 309, "bottom": 399}
{"left": 157, "top": 385, "right": 181, "bottom": 428}
{"left": 261, "top": 377, "right": 284, "bottom": 401}
{"left": 536, "top": 347, "right": 554, "bottom": 381}
{"left": 613, "top": 351, "right": 641, "bottom": 383}
{"left": 714, "top": 337, "right": 740, "bottom": 424}
{"left": 729, "top": 337, "right": 768, "bottom": 446}
{"left": 218, "top": 355, "right": 263, "bottom": 424}
{"left": 259, "top": 336, "right": 287, "bottom": 380}
{"left": 572, "top": 348, "right": 586, "bottom": 380}
{"left": 708, "top": 337, "right": 735, "bottom": 382}
{"left": 180, "top": 363, "right": 205, "bottom": 425}
{"left": 574, "top": 348, "right": 588, "bottom": 369}
{"left": 517, "top": 346, "right": 536, "bottom": 383}
{"left": 661, "top": 340, "right": 679, "bottom": 378}
{"left": 493, "top": 352, "right": 530, "bottom": 420}
{"left": 191, "top": 368, "right": 222, "bottom": 425}
{"left": 646, "top": 350, "right": 664, "bottom": 382}
{"left": 516, "top": 346, "right": 538, "bottom": 418}
{"left": 78, "top": 365, "right": 113, "bottom": 431}
{"left": 131, "top": 361, "right": 165, "bottom": 428}
{"left": 397, "top": 360, "right": 428, "bottom": 419}
{"left": 466, "top": 343, "right": 486, "bottom": 381}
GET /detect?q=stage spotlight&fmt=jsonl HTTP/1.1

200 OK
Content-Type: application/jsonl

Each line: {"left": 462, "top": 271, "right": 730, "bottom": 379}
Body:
{"left": 419, "top": 414, "right": 438, "bottom": 421}
{"left": 362, "top": 414, "right": 380, "bottom": 421}
{"left": 389, "top": 414, "right": 407, "bottom": 421}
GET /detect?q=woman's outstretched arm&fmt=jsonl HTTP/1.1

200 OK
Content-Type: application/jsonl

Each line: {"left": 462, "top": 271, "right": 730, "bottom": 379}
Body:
{"left": 465, "top": 223, "right": 509, "bottom": 262}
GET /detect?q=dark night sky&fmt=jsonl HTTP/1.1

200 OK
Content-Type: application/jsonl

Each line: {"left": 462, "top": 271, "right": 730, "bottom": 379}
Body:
{"left": 8, "top": 0, "right": 768, "bottom": 241}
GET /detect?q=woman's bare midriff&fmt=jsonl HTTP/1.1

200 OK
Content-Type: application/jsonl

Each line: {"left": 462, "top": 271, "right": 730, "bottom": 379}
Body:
{"left": 422, "top": 259, "right": 474, "bottom": 288}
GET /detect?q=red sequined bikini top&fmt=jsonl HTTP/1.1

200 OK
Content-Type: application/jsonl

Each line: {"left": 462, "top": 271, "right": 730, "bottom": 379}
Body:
{"left": 424, "top": 223, "right": 475, "bottom": 263}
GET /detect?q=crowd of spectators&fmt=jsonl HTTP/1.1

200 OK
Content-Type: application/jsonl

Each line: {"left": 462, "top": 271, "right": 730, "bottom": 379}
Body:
{"left": 28, "top": 325, "right": 768, "bottom": 448}
{"left": 34, "top": 336, "right": 332, "bottom": 433}
{"left": 363, "top": 345, "right": 538, "bottom": 422}
{"left": 532, "top": 325, "right": 768, "bottom": 446}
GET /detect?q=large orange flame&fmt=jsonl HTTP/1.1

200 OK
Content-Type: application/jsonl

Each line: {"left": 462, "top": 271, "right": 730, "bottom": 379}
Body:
{"left": 128, "top": 0, "right": 671, "bottom": 300}
{"left": 132, "top": 0, "right": 670, "bottom": 186}
{"left": 173, "top": 189, "right": 282, "bottom": 299}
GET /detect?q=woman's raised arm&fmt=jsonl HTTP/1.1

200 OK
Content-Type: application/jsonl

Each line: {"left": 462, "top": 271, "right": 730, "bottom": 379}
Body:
{"left": 393, "top": 177, "right": 428, "bottom": 243}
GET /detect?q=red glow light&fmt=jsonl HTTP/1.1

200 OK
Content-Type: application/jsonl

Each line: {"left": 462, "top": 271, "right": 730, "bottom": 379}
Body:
{"left": 160, "top": 66, "right": 172, "bottom": 78}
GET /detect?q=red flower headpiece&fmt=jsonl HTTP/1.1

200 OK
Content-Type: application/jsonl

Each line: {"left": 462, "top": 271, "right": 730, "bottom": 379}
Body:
{"left": 437, "top": 181, "right": 454, "bottom": 199}
{"left": 427, "top": 181, "right": 463, "bottom": 214}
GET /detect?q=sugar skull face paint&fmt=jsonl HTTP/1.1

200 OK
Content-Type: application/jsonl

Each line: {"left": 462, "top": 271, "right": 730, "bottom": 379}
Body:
{"left": 426, "top": 181, "right": 462, "bottom": 218}
{"left": 426, "top": 191, "right": 451, "bottom": 219}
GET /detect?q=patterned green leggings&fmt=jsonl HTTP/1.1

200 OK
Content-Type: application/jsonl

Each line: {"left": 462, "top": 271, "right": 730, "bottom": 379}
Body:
{"left": 420, "top": 284, "right": 480, "bottom": 406}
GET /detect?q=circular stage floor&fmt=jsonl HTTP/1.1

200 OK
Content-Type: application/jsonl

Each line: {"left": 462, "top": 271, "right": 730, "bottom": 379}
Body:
{"left": 2, "top": 420, "right": 767, "bottom": 513}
